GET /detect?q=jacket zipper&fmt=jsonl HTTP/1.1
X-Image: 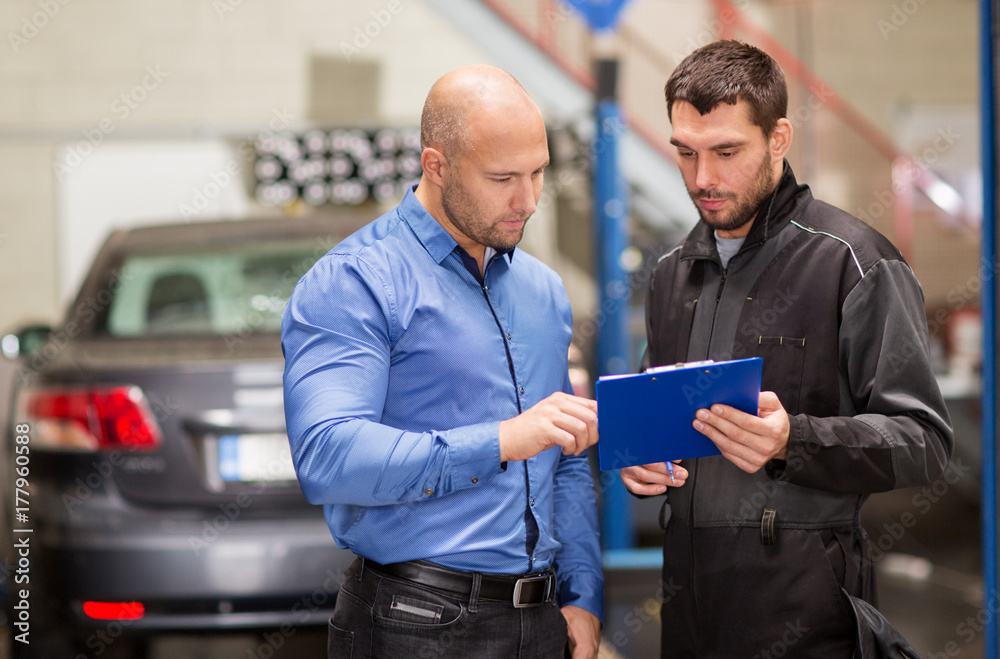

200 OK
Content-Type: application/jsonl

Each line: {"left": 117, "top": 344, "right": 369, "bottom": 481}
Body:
{"left": 690, "top": 262, "right": 727, "bottom": 639}
{"left": 479, "top": 280, "right": 537, "bottom": 573}
{"left": 705, "top": 266, "right": 728, "bottom": 352}
{"left": 688, "top": 456, "right": 701, "bottom": 637}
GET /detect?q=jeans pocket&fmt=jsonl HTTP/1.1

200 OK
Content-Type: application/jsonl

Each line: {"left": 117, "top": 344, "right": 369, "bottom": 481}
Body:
{"left": 327, "top": 619, "right": 355, "bottom": 659}
{"left": 371, "top": 581, "right": 469, "bottom": 657}
{"left": 388, "top": 594, "right": 445, "bottom": 624}
{"left": 373, "top": 588, "right": 464, "bottom": 631}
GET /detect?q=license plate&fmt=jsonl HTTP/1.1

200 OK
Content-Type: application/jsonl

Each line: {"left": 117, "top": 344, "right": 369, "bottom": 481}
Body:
{"left": 217, "top": 433, "right": 297, "bottom": 482}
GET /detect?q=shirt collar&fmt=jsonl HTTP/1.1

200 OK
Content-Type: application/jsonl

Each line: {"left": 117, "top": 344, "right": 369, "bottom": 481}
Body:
{"left": 399, "top": 185, "right": 516, "bottom": 265}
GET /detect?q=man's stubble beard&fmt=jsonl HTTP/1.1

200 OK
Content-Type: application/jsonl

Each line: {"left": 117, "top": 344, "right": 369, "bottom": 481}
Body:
{"left": 441, "top": 171, "right": 528, "bottom": 251}
{"left": 695, "top": 151, "right": 775, "bottom": 234}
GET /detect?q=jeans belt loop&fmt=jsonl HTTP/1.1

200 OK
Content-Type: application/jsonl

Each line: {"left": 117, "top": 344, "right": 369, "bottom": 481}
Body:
{"left": 469, "top": 572, "right": 481, "bottom": 613}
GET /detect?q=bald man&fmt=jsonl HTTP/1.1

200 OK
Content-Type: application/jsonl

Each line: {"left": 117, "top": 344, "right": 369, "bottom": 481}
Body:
{"left": 282, "top": 66, "right": 604, "bottom": 658}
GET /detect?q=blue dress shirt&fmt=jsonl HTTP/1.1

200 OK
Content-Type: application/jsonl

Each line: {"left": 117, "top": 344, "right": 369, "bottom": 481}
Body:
{"left": 281, "top": 187, "right": 603, "bottom": 620}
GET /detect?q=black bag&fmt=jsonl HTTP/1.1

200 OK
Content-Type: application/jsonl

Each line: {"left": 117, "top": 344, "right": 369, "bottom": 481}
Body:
{"left": 842, "top": 588, "right": 922, "bottom": 659}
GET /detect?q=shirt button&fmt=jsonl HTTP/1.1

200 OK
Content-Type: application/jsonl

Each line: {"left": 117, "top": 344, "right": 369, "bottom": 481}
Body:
{"left": 506, "top": 333, "right": 512, "bottom": 340}
{"left": 519, "top": 387, "right": 525, "bottom": 394}
{"left": 530, "top": 499, "right": 535, "bottom": 506}
{"left": 471, "top": 477, "right": 478, "bottom": 484}
{"left": 425, "top": 488, "right": 433, "bottom": 496}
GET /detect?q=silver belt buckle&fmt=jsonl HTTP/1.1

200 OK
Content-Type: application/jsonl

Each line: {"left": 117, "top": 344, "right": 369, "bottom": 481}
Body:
{"left": 512, "top": 574, "right": 552, "bottom": 608}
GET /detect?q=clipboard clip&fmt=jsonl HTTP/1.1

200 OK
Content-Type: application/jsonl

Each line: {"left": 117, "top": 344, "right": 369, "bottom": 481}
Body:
{"left": 645, "top": 360, "right": 715, "bottom": 374}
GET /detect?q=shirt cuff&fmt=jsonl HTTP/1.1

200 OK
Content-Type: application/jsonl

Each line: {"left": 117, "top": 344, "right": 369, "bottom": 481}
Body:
{"left": 557, "top": 572, "right": 605, "bottom": 623}
{"left": 444, "top": 421, "right": 503, "bottom": 489}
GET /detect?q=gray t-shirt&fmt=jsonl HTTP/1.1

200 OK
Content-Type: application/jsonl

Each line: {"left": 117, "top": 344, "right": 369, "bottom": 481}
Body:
{"left": 715, "top": 233, "right": 746, "bottom": 270}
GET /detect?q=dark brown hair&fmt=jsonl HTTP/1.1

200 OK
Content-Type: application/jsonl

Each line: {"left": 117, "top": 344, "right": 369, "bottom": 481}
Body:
{"left": 665, "top": 40, "right": 788, "bottom": 136}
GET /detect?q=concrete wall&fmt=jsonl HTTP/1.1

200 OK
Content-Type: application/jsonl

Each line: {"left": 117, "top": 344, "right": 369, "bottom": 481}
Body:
{"left": 0, "top": 0, "right": 492, "bottom": 331}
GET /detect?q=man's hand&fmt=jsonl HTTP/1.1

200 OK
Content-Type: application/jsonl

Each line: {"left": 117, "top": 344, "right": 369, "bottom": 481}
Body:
{"left": 562, "top": 605, "right": 600, "bottom": 659}
{"left": 498, "top": 392, "right": 598, "bottom": 462}
{"left": 692, "top": 391, "right": 790, "bottom": 473}
{"left": 620, "top": 461, "right": 688, "bottom": 495}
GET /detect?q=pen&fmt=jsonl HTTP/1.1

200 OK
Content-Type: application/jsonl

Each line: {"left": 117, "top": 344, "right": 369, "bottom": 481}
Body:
{"left": 667, "top": 461, "right": 675, "bottom": 482}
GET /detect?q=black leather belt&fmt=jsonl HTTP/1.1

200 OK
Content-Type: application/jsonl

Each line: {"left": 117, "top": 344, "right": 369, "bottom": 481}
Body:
{"left": 363, "top": 559, "right": 555, "bottom": 608}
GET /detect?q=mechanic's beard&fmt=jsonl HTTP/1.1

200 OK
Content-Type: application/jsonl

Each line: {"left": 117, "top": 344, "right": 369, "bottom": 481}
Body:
{"left": 695, "top": 152, "right": 774, "bottom": 233}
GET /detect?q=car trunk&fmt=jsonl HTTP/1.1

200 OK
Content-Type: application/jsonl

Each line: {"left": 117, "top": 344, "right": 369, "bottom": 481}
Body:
{"left": 24, "top": 334, "right": 311, "bottom": 511}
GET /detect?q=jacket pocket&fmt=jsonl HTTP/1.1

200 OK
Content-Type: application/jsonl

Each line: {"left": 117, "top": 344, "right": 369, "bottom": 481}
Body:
{"left": 755, "top": 336, "right": 806, "bottom": 414}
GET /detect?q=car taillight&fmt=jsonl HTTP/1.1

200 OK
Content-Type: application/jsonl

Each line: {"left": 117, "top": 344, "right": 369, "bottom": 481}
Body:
{"left": 22, "top": 386, "right": 162, "bottom": 451}
{"left": 82, "top": 601, "right": 145, "bottom": 620}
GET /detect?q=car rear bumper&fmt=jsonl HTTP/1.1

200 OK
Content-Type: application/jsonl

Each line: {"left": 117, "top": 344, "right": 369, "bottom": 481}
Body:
{"left": 38, "top": 514, "right": 352, "bottom": 631}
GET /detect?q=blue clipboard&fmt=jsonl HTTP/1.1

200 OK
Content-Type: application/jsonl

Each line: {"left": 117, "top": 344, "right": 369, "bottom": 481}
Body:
{"left": 595, "top": 357, "right": 763, "bottom": 471}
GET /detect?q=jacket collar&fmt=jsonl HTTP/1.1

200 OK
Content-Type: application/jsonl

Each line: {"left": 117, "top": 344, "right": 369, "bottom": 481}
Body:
{"left": 678, "top": 160, "right": 812, "bottom": 261}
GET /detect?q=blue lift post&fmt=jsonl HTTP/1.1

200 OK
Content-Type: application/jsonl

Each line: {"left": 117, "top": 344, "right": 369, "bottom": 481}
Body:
{"left": 980, "top": 0, "right": 998, "bottom": 656}
{"left": 593, "top": 58, "right": 635, "bottom": 551}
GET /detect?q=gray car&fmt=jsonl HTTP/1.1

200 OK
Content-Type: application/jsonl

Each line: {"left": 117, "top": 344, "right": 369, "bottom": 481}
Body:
{"left": 2, "top": 215, "right": 364, "bottom": 657}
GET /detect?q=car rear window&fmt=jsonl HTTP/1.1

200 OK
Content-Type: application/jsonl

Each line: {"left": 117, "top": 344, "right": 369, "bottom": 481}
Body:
{"left": 103, "top": 238, "right": 326, "bottom": 337}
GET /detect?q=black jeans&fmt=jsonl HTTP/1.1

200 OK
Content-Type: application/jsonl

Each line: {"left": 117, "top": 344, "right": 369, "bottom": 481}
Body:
{"left": 328, "top": 558, "right": 569, "bottom": 658}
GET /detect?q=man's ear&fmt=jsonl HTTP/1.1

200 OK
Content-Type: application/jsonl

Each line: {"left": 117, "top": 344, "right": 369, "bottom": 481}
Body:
{"left": 421, "top": 147, "right": 447, "bottom": 186}
{"left": 770, "top": 118, "right": 793, "bottom": 162}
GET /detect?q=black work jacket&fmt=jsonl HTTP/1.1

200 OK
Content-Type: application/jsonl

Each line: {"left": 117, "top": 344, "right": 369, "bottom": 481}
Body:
{"left": 645, "top": 162, "right": 952, "bottom": 657}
